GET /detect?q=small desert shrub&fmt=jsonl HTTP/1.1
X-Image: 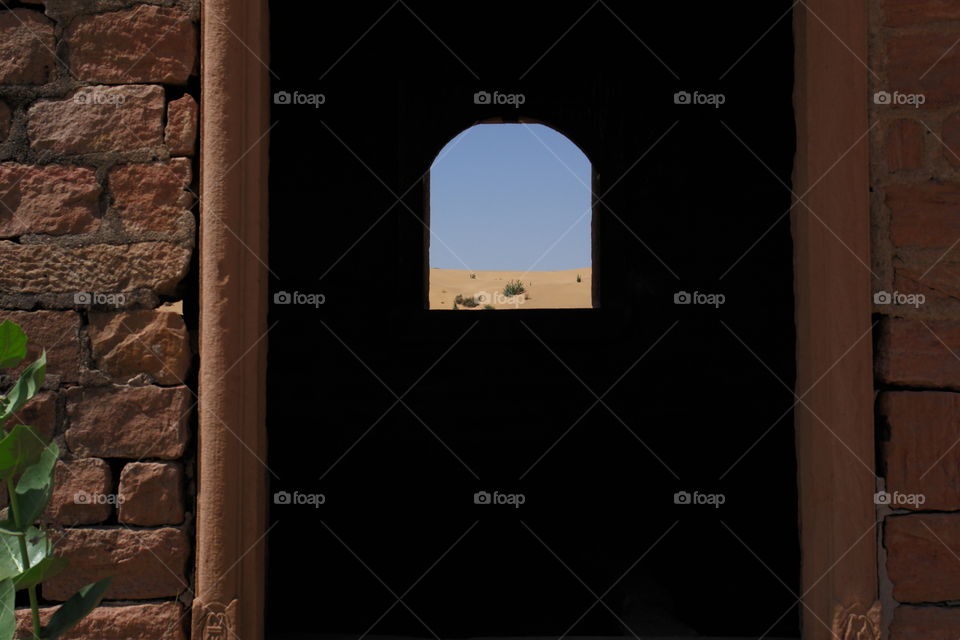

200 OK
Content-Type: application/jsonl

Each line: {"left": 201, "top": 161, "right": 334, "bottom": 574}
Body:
{"left": 470, "top": 273, "right": 477, "bottom": 279}
{"left": 576, "top": 273, "right": 581, "bottom": 283}
{"left": 455, "top": 294, "right": 479, "bottom": 308}
{"left": 503, "top": 280, "right": 525, "bottom": 296}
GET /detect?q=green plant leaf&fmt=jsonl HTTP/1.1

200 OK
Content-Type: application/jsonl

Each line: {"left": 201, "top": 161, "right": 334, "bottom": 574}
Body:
{"left": 16, "top": 443, "right": 58, "bottom": 495}
{"left": 0, "top": 322, "right": 27, "bottom": 371}
{"left": 14, "top": 556, "right": 67, "bottom": 591}
{"left": 15, "top": 485, "right": 52, "bottom": 529}
{"left": 0, "top": 527, "right": 49, "bottom": 582}
{"left": 0, "top": 579, "right": 14, "bottom": 640}
{"left": 0, "top": 354, "right": 46, "bottom": 425}
{"left": 42, "top": 577, "right": 112, "bottom": 640}
{"left": 0, "top": 426, "right": 45, "bottom": 481}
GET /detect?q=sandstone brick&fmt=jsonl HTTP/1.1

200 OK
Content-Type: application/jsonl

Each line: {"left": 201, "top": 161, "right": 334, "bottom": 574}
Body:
{"left": 43, "top": 527, "right": 189, "bottom": 601}
{"left": 119, "top": 462, "right": 184, "bottom": 525}
{"left": 165, "top": 95, "right": 197, "bottom": 156}
{"left": 88, "top": 310, "right": 191, "bottom": 385}
{"left": 877, "top": 318, "right": 960, "bottom": 388}
{"left": 887, "top": 33, "right": 960, "bottom": 108}
{"left": 0, "top": 310, "right": 81, "bottom": 383}
{"left": 0, "top": 9, "right": 55, "bottom": 84}
{"left": 881, "top": 391, "right": 960, "bottom": 510}
{"left": 47, "top": 458, "right": 112, "bottom": 525}
{"left": 886, "top": 513, "right": 960, "bottom": 602}
{"left": 883, "top": 0, "right": 960, "bottom": 26}
{"left": 16, "top": 602, "right": 185, "bottom": 640}
{"left": 66, "top": 385, "right": 191, "bottom": 459}
{"left": 891, "top": 605, "right": 960, "bottom": 639}
{"left": 885, "top": 119, "right": 925, "bottom": 172}
{"left": 0, "top": 101, "right": 10, "bottom": 142}
{"left": 109, "top": 160, "right": 193, "bottom": 234}
{"left": 66, "top": 5, "right": 196, "bottom": 85}
{"left": 893, "top": 255, "right": 960, "bottom": 308}
{"left": 27, "top": 85, "right": 165, "bottom": 154}
{"left": 16, "top": 390, "right": 56, "bottom": 441}
{"left": 0, "top": 163, "right": 101, "bottom": 237}
{"left": 0, "top": 241, "right": 191, "bottom": 296}
{"left": 887, "top": 181, "right": 960, "bottom": 249}
{"left": 943, "top": 111, "right": 960, "bottom": 167}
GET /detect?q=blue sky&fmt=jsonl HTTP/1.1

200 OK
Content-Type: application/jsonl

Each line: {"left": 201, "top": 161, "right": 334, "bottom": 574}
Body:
{"left": 429, "top": 123, "right": 592, "bottom": 271}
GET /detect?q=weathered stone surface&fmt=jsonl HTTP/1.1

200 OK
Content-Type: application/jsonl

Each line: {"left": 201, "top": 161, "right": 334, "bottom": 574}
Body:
{"left": 0, "top": 163, "right": 101, "bottom": 237}
{"left": 16, "top": 602, "right": 186, "bottom": 640}
{"left": 0, "top": 241, "right": 191, "bottom": 296}
{"left": 887, "top": 33, "right": 960, "bottom": 108}
{"left": 66, "top": 385, "right": 191, "bottom": 459}
{"left": 0, "top": 10, "right": 55, "bottom": 84}
{"left": 27, "top": 85, "right": 165, "bottom": 154}
{"left": 883, "top": 0, "right": 960, "bottom": 26}
{"left": 66, "top": 5, "right": 196, "bottom": 84}
{"left": 88, "top": 310, "right": 191, "bottom": 384}
{"left": 119, "top": 461, "right": 184, "bottom": 525}
{"left": 43, "top": 527, "right": 189, "bottom": 600}
{"left": 891, "top": 605, "right": 960, "bottom": 639}
{"left": 165, "top": 94, "right": 197, "bottom": 156}
{"left": 17, "top": 391, "right": 56, "bottom": 441}
{"left": 885, "top": 119, "right": 925, "bottom": 172}
{"left": 109, "top": 160, "right": 193, "bottom": 233}
{"left": 47, "top": 458, "right": 113, "bottom": 525}
{"left": 881, "top": 391, "right": 960, "bottom": 511}
{"left": 887, "top": 181, "right": 960, "bottom": 249}
{"left": 943, "top": 111, "right": 960, "bottom": 168}
{"left": 877, "top": 318, "right": 960, "bottom": 389}
{"left": 0, "top": 101, "right": 10, "bottom": 142}
{"left": 0, "top": 311, "right": 80, "bottom": 382}
{"left": 886, "top": 513, "right": 960, "bottom": 603}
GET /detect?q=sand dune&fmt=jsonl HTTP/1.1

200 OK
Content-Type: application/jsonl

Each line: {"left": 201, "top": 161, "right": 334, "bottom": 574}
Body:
{"left": 429, "top": 268, "right": 591, "bottom": 310}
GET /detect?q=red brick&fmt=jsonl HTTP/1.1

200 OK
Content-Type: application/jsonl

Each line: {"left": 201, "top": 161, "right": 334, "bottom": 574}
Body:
{"left": 66, "top": 385, "right": 191, "bottom": 459}
{"left": 47, "top": 458, "right": 113, "bottom": 525}
{"left": 119, "top": 462, "right": 184, "bottom": 526}
{"left": 887, "top": 181, "right": 960, "bottom": 249}
{"left": 0, "top": 163, "right": 101, "bottom": 237}
{"left": 886, "top": 513, "right": 960, "bottom": 602}
{"left": 0, "top": 241, "right": 191, "bottom": 296}
{"left": 877, "top": 318, "right": 960, "bottom": 389}
{"left": 16, "top": 602, "right": 186, "bottom": 640}
{"left": 885, "top": 119, "right": 925, "bottom": 172}
{"left": 109, "top": 160, "right": 193, "bottom": 234}
{"left": 0, "top": 310, "right": 81, "bottom": 383}
{"left": 881, "top": 391, "right": 960, "bottom": 510}
{"left": 43, "top": 527, "right": 189, "bottom": 601}
{"left": 891, "top": 605, "right": 960, "bottom": 639}
{"left": 88, "top": 310, "right": 191, "bottom": 385}
{"left": 943, "top": 111, "right": 960, "bottom": 167}
{"left": 27, "top": 85, "right": 165, "bottom": 154}
{"left": 16, "top": 391, "right": 56, "bottom": 441}
{"left": 883, "top": 0, "right": 960, "bottom": 26}
{"left": 893, "top": 257, "right": 960, "bottom": 311}
{"left": 887, "top": 32, "right": 960, "bottom": 108}
{"left": 0, "top": 9, "right": 55, "bottom": 84}
{"left": 0, "top": 101, "right": 10, "bottom": 142}
{"left": 66, "top": 5, "right": 196, "bottom": 85}
{"left": 165, "top": 95, "right": 197, "bottom": 156}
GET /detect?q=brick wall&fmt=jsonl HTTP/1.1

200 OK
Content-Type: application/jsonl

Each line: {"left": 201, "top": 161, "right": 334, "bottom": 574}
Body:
{"left": 871, "top": 1, "right": 960, "bottom": 637}
{"left": 0, "top": 1, "right": 197, "bottom": 638}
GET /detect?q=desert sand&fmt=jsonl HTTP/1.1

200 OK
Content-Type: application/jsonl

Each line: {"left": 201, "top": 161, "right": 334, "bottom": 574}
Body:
{"left": 429, "top": 268, "right": 591, "bottom": 310}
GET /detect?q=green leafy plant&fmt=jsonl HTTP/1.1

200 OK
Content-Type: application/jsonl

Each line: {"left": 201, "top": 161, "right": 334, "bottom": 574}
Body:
{"left": 503, "top": 280, "right": 525, "bottom": 297}
{"left": 0, "top": 320, "right": 111, "bottom": 640}
{"left": 483, "top": 305, "right": 495, "bottom": 310}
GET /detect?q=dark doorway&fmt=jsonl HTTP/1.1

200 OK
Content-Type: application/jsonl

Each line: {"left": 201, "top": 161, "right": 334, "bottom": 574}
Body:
{"left": 267, "top": 2, "right": 798, "bottom": 638}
